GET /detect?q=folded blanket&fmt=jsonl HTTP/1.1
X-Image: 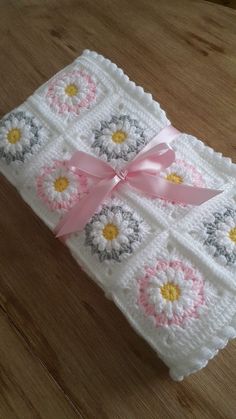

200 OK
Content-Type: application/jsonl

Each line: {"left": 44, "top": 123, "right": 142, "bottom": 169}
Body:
{"left": 1, "top": 49, "right": 236, "bottom": 381}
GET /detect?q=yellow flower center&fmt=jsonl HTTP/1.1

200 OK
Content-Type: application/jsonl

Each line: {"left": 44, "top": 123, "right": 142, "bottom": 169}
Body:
{"left": 161, "top": 282, "right": 180, "bottom": 302}
{"left": 102, "top": 223, "right": 119, "bottom": 240}
{"left": 165, "top": 172, "right": 183, "bottom": 184}
{"left": 54, "top": 176, "right": 69, "bottom": 192}
{"left": 112, "top": 130, "right": 127, "bottom": 144}
{"left": 65, "top": 83, "right": 78, "bottom": 97}
{"left": 229, "top": 227, "right": 236, "bottom": 243}
{"left": 7, "top": 128, "right": 21, "bottom": 144}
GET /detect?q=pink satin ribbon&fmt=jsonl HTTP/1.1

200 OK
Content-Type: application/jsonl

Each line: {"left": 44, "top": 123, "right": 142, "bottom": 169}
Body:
{"left": 55, "top": 125, "right": 221, "bottom": 237}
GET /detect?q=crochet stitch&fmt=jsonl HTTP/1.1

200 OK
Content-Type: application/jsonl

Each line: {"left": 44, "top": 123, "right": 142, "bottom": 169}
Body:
{"left": 193, "top": 206, "right": 236, "bottom": 266}
{"left": 91, "top": 114, "right": 147, "bottom": 164}
{"left": 0, "top": 111, "right": 45, "bottom": 164}
{"left": 0, "top": 50, "right": 236, "bottom": 381}
{"left": 45, "top": 69, "right": 97, "bottom": 120}
{"left": 84, "top": 201, "right": 148, "bottom": 262}
{"left": 138, "top": 259, "right": 205, "bottom": 327}
{"left": 36, "top": 159, "right": 88, "bottom": 212}
{"left": 157, "top": 158, "right": 206, "bottom": 207}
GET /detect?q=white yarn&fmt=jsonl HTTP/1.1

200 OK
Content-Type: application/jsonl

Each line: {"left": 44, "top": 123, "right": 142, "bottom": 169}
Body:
{"left": 0, "top": 49, "right": 236, "bottom": 381}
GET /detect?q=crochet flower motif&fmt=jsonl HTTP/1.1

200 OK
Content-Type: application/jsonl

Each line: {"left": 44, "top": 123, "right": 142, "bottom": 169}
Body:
{"left": 45, "top": 69, "right": 97, "bottom": 119}
{"left": 201, "top": 207, "right": 236, "bottom": 265}
{"left": 156, "top": 159, "right": 205, "bottom": 205}
{"left": 138, "top": 260, "right": 205, "bottom": 326}
{"left": 91, "top": 115, "right": 147, "bottom": 165}
{"left": 0, "top": 111, "right": 45, "bottom": 164}
{"left": 85, "top": 203, "right": 146, "bottom": 262}
{"left": 161, "top": 159, "right": 205, "bottom": 188}
{"left": 36, "top": 160, "right": 88, "bottom": 211}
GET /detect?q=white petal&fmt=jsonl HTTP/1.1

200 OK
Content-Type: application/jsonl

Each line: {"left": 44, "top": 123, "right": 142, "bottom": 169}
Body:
{"left": 98, "top": 239, "right": 106, "bottom": 251}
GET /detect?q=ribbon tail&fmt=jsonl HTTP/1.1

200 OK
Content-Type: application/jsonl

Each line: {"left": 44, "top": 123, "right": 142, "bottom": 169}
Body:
{"left": 134, "top": 125, "right": 180, "bottom": 156}
{"left": 129, "top": 173, "right": 222, "bottom": 205}
{"left": 126, "top": 146, "right": 175, "bottom": 175}
{"left": 55, "top": 176, "right": 120, "bottom": 237}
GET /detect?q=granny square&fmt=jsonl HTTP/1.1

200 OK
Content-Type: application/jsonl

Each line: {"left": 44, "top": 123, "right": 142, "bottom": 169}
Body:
{"left": 1, "top": 50, "right": 235, "bottom": 381}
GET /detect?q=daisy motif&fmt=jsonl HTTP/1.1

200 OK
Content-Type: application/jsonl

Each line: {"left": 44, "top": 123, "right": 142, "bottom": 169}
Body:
{"left": 0, "top": 111, "right": 45, "bottom": 164}
{"left": 152, "top": 159, "right": 206, "bottom": 208}
{"left": 45, "top": 69, "right": 96, "bottom": 119}
{"left": 36, "top": 160, "right": 88, "bottom": 211}
{"left": 138, "top": 260, "right": 205, "bottom": 326}
{"left": 161, "top": 159, "right": 205, "bottom": 188}
{"left": 91, "top": 115, "right": 147, "bottom": 165}
{"left": 85, "top": 203, "right": 147, "bottom": 262}
{"left": 201, "top": 207, "right": 236, "bottom": 265}
{"left": 215, "top": 214, "right": 236, "bottom": 252}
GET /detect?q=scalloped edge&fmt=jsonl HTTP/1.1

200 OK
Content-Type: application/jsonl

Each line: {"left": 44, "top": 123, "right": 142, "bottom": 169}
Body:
{"left": 110, "top": 288, "right": 236, "bottom": 382}
{"left": 169, "top": 314, "right": 236, "bottom": 381}
{"left": 183, "top": 134, "right": 236, "bottom": 176}
{"left": 81, "top": 49, "right": 169, "bottom": 126}
{"left": 82, "top": 50, "right": 236, "bottom": 177}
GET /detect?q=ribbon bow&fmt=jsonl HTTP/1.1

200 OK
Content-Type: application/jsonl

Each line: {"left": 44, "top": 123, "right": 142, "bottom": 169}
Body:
{"left": 55, "top": 125, "right": 221, "bottom": 237}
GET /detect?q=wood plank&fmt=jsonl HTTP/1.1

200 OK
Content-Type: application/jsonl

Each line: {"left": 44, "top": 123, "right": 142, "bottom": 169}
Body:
{"left": 0, "top": 0, "right": 236, "bottom": 417}
{"left": 208, "top": 0, "right": 236, "bottom": 10}
{"left": 0, "top": 307, "right": 81, "bottom": 419}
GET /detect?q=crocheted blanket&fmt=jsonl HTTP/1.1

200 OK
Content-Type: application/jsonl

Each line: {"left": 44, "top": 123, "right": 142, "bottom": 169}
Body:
{"left": 1, "top": 50, "right": 236, "bottom": 381}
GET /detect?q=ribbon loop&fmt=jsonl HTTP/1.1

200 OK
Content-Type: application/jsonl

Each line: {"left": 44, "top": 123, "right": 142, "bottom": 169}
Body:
{"left": 55, "top": 126, "right": 221, "bottom": 237}
{"left": 68, "top": 150, "right": 115, "bottom": 179}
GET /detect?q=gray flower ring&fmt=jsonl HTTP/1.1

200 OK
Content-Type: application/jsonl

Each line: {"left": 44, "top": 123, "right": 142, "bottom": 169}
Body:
{"left": 0, "top": 111, "right": 44, "bottom": 164}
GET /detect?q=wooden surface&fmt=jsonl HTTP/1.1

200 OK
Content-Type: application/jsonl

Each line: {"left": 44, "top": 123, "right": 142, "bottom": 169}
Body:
{"left": 0, "top": 1, "right": 236, "bottom": 418}
{"left": 209, "top": 0, "right": 236, "bottom": 9}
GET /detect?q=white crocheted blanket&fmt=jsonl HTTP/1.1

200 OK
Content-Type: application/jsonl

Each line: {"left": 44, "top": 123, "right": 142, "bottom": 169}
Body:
{"left": 1, "top": 50, "right": 236, "bottom": 381}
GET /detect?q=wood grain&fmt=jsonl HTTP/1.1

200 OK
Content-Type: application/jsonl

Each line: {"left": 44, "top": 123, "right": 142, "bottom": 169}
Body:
{"left": 0, "top": 1, "right": 236, "bottom": 418}
{"left": 0, "top": 309, "right": 81, "bottom": 418}
{"left": 209, "top": 0, "right": 236, "bottom": 9}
